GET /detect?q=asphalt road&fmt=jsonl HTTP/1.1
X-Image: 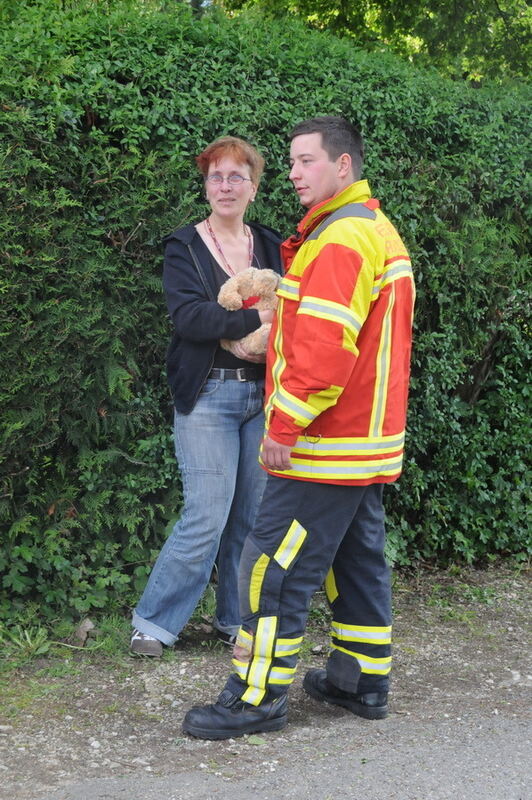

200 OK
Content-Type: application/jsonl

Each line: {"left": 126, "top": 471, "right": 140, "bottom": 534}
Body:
{"left": 4, "top": 568, "right": 530, "bottom": 800}
{"left": 32, "top": 710, "right": 530, "bottom": 800}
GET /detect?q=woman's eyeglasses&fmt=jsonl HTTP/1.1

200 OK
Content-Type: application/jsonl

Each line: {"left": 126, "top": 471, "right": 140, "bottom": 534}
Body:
{"left": 206, "top": 174, "right": 252, "bottom": 185}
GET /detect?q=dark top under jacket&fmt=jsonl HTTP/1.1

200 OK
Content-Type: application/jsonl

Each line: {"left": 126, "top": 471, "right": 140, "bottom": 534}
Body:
{"left": 162, "top": 221, "right": 283, "bottom": 414}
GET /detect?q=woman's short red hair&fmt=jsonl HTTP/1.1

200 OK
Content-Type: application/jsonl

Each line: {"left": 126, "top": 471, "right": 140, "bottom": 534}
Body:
{"left": 196, "top": 136, "right": 265, "bottom": 185}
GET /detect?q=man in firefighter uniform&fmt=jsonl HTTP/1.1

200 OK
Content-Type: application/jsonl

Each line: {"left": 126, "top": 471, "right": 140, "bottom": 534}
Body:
{"left": 183, "top": 116, "right": 415, "bottom": 739}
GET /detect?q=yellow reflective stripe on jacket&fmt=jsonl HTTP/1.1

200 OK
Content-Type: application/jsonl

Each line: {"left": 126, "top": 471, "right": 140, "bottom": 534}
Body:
{"left": 268, "top": 455, "right": 403, "bottom": 482}
{"left": 372, "top": 259, "right": 413, "bottom": 300}
{"left": 381, "top": 258, "right": 413, "bottom": 288}
{"left": 264, "top": 297, "right": 288, "bottom": 423}
{"left": 273, "top": 520, "right": 307, "bottom": 570}
{"left": 370, "top": 284, "right": 395, "bottom": 438}
{"left": 277, "top": 276, "right": 300, "bottom": 300}
{"left": 332, "top": 644, "right": 392, "bottom": 674}
{"left": 292, "top": 433, "right": 405, "bottom": 457}
{"left": 332, "top": 621, "right": 392, "bottom": 644}
{"left": 275, "top": 385, "right": 317, "bottom": 426}
{"left": 297, "top": 296, "right": 364, "bottom": 339}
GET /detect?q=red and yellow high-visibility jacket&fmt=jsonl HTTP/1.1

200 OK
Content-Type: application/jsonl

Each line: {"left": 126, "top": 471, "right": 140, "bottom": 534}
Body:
{"left": 262, "top": 180, "right": 415, "bottom": 485}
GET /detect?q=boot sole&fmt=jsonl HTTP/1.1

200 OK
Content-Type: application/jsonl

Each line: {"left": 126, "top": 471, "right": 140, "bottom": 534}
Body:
{"left": 129, "top": 647, "right": 162, "bottom": 657}
{"left": 303, "top": 678, "right": 388, "bottom": 720}
{"left": 182, "top": 714, "right": 288, "bottom": 740}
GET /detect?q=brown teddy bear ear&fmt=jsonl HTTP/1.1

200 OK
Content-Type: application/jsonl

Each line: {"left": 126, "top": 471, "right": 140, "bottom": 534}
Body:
{"left": 217, "top": 275, "right": 244, "bottom": 310}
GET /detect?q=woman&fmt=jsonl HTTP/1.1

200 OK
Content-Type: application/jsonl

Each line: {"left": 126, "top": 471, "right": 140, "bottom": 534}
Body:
{"left": 131, "top": 137, "right": 283, "bottom": 655}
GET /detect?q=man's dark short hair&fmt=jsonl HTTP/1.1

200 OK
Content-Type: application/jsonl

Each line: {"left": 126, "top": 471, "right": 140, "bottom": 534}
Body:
{"left": 290, "top": 116, "right": 364, "bottom": 178}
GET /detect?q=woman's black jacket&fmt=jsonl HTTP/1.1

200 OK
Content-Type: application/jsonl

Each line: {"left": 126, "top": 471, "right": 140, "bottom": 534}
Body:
{"left": 162, "top": 221, "right": 283, "bottom": 414}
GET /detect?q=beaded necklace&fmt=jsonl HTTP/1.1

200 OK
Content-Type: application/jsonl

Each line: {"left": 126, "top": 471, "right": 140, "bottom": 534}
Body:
{"left": 204, "top": 217, "right": 253, "bottom": 277}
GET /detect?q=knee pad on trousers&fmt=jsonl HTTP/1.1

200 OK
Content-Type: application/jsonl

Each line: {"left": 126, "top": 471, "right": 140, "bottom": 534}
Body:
{"left": 238, "top": 537, "right": 287, "bottom": 620}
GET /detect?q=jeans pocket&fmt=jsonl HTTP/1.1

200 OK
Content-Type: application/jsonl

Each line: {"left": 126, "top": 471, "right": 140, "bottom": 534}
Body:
{"left": 198, "top": 378, "right": 221, "bottom": 397}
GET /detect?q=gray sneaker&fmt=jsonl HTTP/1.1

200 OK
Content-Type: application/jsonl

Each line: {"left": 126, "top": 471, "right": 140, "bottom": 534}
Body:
{"left": 216, "top": 630, "right": 237, "bottom": 647}
{"left": 130, "top": 628, "right": 163, "bottom": 657}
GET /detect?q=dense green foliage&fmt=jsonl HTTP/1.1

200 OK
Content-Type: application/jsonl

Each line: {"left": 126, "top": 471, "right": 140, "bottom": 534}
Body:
{"left": 219, "top": 0, "right": 531, "bottom": 81}
{"left": 1, "top": 0, "right": 530, "bottom": 622}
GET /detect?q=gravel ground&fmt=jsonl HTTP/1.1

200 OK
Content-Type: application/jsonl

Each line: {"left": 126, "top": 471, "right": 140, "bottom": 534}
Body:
{"left": 1, "top": 567, "right": 530, "bottom": 800}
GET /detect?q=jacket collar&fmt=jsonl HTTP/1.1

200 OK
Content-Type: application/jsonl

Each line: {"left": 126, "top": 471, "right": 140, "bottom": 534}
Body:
{"left": 297, "top": 180, "right": 373, "bottom": 237}
{"left": 162, "top": 220, "right": 281, "bottom": 247}
{"left": 162, "top": 222, "right": 197, "bottom": 246}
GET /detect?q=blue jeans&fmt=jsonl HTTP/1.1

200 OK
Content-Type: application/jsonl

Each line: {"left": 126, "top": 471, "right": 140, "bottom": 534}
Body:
{"left": 132, "top": 377, "right": 267, "bottom": 645}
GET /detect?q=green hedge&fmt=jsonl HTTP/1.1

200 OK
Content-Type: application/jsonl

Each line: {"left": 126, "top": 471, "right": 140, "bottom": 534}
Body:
{"left": 0, "top": 1, "right": 530, "bottom": 621}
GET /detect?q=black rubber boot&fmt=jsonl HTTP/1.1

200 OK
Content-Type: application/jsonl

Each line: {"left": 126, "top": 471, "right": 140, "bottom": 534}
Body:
{"left": 182, "top": 689, "right": 288, "bottom": 740}
{"left": 303, "top": 668, "right": 388, "bottom": 720}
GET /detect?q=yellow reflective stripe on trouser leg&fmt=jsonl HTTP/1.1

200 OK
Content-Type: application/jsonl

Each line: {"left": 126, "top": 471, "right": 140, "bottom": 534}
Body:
{"left": 269, "top": 665, "right": 297, "bottom": 685}
{"left": 241, "top": 616, "right": 278, "bottom": 706}
{"left": 249, "top": 553, "right": 270, "bottom": 614}
{"left": 325, "top": 568, "right": 339, "bottom": 603}
{"left": 331, "top": 621, "right": 392, "bottom": 644}
{"left": 236, "top": 627, "right": 253, "bottom": 648}
{"left": 232, "top": 657, "right": 250, "bottom": 681}
{"left": 273, "top": 519, "right": 307, "bottom": 570}
{"left": 332, "top": 643, "right": 392, "bottom": 674}
{"left": 275, "top": 636, "right": 303, "bottom": 657}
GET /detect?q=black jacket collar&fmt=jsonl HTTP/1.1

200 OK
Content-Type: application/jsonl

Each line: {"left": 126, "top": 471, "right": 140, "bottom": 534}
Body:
{"left": 162, "top": 220, "right": 282, "bottom": 247}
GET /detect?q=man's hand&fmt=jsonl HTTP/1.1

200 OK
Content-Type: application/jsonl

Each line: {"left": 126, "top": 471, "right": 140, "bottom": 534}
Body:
{"left": 261, "top": 435, "right": 293, "bottom": 471}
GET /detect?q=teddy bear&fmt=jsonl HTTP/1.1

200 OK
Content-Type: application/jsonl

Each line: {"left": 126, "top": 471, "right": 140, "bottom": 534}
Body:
{"left": 217, "top": 267, "right": 280, "bottom": 356}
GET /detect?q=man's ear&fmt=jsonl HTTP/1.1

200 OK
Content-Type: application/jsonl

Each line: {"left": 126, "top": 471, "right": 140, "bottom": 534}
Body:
{"left": 337, "top": 152, "right": 353, "bottom": 179}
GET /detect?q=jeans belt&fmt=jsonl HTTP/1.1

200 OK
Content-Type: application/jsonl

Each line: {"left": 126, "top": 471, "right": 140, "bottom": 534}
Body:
{"left": 208, "top": 367, "right": 264, "bottom": 382}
